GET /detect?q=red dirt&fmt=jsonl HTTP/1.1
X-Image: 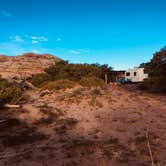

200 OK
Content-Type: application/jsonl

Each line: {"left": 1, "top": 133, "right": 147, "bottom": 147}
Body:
{"left": 0, "top": 85, "right": 165, "bottom": 166}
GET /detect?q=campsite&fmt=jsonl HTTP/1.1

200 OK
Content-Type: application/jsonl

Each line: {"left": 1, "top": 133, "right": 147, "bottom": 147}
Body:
{"left": 0, "top": 0, "right": 166, "bottom": 165}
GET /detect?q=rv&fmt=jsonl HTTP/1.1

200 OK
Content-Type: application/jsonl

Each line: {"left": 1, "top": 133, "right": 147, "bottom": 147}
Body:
{"left": 125, "top": 67, "right": 148, "bottom": 83}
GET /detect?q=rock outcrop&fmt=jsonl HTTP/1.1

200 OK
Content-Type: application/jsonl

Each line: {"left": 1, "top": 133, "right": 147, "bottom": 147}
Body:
{"left": 0, "top": 53, "right": 62, "bottom": 79}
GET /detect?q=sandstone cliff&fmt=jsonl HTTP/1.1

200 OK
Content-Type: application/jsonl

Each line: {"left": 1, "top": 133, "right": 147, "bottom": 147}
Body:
{"left": 0, "top": 53, "right": 62, "bottom": 79}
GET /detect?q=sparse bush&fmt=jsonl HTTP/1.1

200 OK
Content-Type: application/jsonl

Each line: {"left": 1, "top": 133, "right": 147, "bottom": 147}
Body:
{"left": 91, "top": 88, "right": 101, "bottom": 96}
{"left": 30, "top": 73, "right": 51, "bottom": 87}
{"left": 39, "top": 90, "right": 50, "bottom": 97}
{"left": 70, "top": 89, "right": 83, "bottom": 97}
{"left": 0, "top": 86, "right": 22, "bottom": 104}
{"left": 0, "top": 76, "right": 23, "bottom": 107}
{"left": 102, "top": 137, "right": 121, "bottom": 158}
{"left": 140, "top": 76, "right": 166, "bottom": 92}
{"left": 89, "top": 96, "right": 103, "bottom": 108}
{"left": 144, "top": 76, "right": 166, "bottom": 92}
{"left": 63, "top": 118, "right": 78, "bottom": 126}
{"left": 0, "top": 75, "right": 9, "bottom": 90}
{"left": 79, "top": 77, "right": 105, "bottom": 88}
{"left": 41, "top": 79, "right": 76, "bottom": 91}
{"left": 141, "top": 47, "right": 166, "bottom": 92}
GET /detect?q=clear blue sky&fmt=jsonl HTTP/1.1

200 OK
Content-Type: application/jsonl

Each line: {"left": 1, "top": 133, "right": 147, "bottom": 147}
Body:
{"left": 0, "top": 0, "right": 166, "bottom": 69}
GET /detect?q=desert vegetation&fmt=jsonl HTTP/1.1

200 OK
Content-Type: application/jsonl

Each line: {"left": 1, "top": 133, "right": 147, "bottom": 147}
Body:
{"left": 0, "top": 75, "right": 23, "bottom": 107}
{"left": 0, "top": 52, "right": 166, "bottom": 166}
{"left": 30, "top": 61, "right": 112, "bottom": 89}
{"left": 140, "top": 47, "right": 166, "bottom": 92}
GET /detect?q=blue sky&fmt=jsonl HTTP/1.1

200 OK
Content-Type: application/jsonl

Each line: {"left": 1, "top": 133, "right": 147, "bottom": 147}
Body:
{"left": 0, "top": 0, "right": 166, "bottom": 69}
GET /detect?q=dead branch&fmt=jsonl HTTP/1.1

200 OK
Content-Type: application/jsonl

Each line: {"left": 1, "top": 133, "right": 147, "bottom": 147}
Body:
{"left": 0, "top": 120, "right": 7, "bottom": 124}
{"left": 4, "top": 104, "right": 21, "bottom": 108}
{"left": 146, "top": 125, "right": 155, "bottom": 166}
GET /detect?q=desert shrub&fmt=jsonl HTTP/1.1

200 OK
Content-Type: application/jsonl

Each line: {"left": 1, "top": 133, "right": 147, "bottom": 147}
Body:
{"left": 30, "top": 61, "right": 113, "bottom": 87}
{"left": 71, "top": 89, "right": 83, "bottom": 96}
{"left": 0, "top": 86, "right": 22, "bottom": 104}
{"left": 30, "top": 73, "right": 52, "bottom": 87}
{"left": 0, "top": 98, "right": 5, "bottom": 108}
{"left": 141, "top": 47, "right": 166, "bottom": 92}
{"left": 44, "top": 61, "right": 104, "bottom": 81}
{"left": 64, "top": 89, "right": 83, "bottom": 99}
{"left": 0, "top": 76, "right": 23, "bottom": 108}
{"left": 90, "top": 88, "right": 101, "bottom": 96}
{"left": 102, "top": 137, "right": 121, "bottom": 159}
{"left": 89, "top": 96, "right": 103, "bottom": 108}
{"left": 0, "top": 76, "right": 9, "bottom": 90}
{"left": 141, "top": 76, "right": 166, "bottom": 92}
{"left": 79, "top": 77, "right": 105, "bottom": 87}
{"left": 41, "top": 79, "right": 75, "bottom": 91}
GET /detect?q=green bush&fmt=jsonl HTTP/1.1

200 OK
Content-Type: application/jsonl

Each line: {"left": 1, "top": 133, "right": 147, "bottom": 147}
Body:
{"left": 0, "top": 76, "right": 9, "bottom": 90}
{"left": 30, "top": 61, "right": 113, "bottom": 88}
{"left": 0, "top": 76, "right": 23, "bottom": 107}
{"left": 141, "top": 47, "right": 166, "bottom": 92}
{"left": 30, "top": 73, "right": 51, "bottom": 87}
{"left": 142, "top": 77, "right": 166, "bottom": 92}
{"left": 0, "top": 86, "right": 22, "bottom": 104}
{"left": 44, "top": 61, "right": 105, "bottom": 81}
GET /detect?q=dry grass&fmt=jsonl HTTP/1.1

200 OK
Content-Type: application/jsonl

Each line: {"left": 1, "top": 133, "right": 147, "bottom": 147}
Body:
{"left": 64, "top": 137, "right": 96, "bottom": 158}
{"left": 102, "top": 137, "right": 122, "bottom": 159}
{"left": 55, "top": 117, "right": 78, "bottom": 135}
{"left": 88, "top": 96, "right": 103, "bottom": 108}
{"left": 40, "top": 79, "right": 76, "bottom": 91}
{"left": 35, "top": 104, "right": 64, "bottom": 125}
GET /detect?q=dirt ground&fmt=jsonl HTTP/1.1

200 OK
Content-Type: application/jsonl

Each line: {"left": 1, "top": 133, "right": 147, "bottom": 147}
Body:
{"left": 0, "top": 84, "right": 166, "bottom": 166}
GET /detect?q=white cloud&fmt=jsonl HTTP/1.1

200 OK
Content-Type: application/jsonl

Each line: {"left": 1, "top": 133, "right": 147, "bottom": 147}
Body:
{"left": 0, "top": 34, "right": 49, "bottom": 55}
{"left": 0, "top": 42, "right": 50, "bottom": 56}
{"left": 69, "top": 49, "right": 89, "bottom": 55}
{"left": 31, "top": 36, "right": 38, "bottom": 40}
{"left": 69, "top": 50, "right": 81, "bottom": 55}
{"left": 8, "top": 34, "right": 48, "bottom": 44}
{"left": 1, "top": 10, "right": 12, "bottom": 17}
{"left": 0, "top": 41, "right": 53, "bottom": 56}
{"left": 9, "top": 35, "right": 24, "bottom": 42}
{"left": 77, "top": 49, "right": 89, "bottom": 53}
{"left": 32, "top": 40, "right": 39, "bottom": 44}
{"left": 30, "top": 36, "right": 48, "bottom": 42}
{"left": 56, "top": 37, "right": 62, "bottom": 42}
{"left": 40, "top": 36, "right": 48, "bottom": 42}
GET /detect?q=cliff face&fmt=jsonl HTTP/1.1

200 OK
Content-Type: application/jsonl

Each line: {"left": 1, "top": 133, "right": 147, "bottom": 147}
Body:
{"left": 0, "top": 53, "right": 62, "bottom": 79}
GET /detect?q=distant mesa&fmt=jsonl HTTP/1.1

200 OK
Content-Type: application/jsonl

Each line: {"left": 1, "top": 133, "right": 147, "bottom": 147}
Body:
{"left": 19, "top": 52, "right": 61, "bottom": 59}
{"left": 0, "top": 52, "right": 62, "bottom": 79}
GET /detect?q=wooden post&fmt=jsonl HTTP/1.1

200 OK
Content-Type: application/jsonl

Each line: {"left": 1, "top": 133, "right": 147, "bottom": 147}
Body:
{"left": 105, "top": 73, "right": 108, "bottom": 84}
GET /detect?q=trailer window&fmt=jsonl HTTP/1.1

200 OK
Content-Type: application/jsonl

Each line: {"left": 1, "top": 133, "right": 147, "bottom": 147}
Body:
{"left": 126, "top": 72, "right": 130, "bottom": 76}
{"left": 134, "top": 72, "right": 137, "bottom": 76}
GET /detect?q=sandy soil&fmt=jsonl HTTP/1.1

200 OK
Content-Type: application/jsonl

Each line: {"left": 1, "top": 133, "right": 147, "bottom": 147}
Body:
{"left": 0, "top": 85, "right": 166, "bottom": 166}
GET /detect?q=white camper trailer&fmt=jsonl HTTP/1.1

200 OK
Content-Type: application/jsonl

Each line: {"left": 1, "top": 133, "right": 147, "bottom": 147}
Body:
{"left": 125, "top": 67, "right": 148, "bottom": 83}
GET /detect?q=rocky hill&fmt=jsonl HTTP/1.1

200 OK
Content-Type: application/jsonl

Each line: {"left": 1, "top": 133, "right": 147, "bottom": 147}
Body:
{"left": 0, "top": 53, "right": 62, "bottom": 79}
